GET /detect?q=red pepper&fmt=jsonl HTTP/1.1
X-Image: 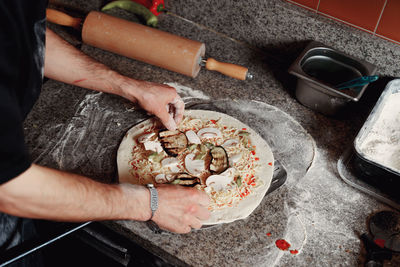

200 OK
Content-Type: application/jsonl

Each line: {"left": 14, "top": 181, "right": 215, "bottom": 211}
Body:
{"left": 131, "top": 0, "right": 165, "bottom": 16}
{"left": 275, "top": 239, "right": 291, "bottom": 251}
{"left": 290, "top": 249, "right": 299, "bottom": 255}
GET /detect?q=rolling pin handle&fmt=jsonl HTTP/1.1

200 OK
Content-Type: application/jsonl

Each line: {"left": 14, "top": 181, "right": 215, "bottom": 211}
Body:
{"left": 46, "top": 9, "right": 82, "bottom": 29}
{"left": 205, "top": 58, "right": 250, "bottom": 81}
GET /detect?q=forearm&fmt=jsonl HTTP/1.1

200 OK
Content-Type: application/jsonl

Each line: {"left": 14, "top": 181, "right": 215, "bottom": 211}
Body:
{"left": 44, "top": 28, "right": 137, "bottom": 99}
{"left": 44, "top": 28, "right": 184, "bottom": 131}
{"left": 0, "top": 164, "right": 150, "bottom": 222}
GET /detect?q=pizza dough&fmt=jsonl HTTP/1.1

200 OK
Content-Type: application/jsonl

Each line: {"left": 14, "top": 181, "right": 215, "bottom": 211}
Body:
{"left": 117, "top": 110, "right": 274, "bottom": 225}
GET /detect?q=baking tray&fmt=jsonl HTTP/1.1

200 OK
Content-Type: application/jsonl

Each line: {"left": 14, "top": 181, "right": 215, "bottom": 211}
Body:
{"left": 353, "top": 79, "right": 400, "bottom": 200}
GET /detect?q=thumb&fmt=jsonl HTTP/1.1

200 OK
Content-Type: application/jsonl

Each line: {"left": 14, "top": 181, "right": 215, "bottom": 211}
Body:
{"left": 157, "top": 109, "right": 177, "bottom": 131}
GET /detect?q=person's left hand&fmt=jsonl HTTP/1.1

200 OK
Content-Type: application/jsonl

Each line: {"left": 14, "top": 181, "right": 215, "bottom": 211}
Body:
{"left": 120, "top": 80, "right": 184, "bottom": 131}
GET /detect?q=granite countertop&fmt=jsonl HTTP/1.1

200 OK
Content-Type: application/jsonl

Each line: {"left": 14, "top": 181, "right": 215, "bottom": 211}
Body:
{"left": 25, "top": 0, "right": 400, "bottom": 266}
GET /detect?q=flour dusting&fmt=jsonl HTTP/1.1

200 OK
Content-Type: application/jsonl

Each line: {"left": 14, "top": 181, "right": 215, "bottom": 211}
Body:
{"left": 165, "top": 82, "right": 210, "bottom": 101}
{"left": 358, "top": 92, "right": 400, "bottom": 173}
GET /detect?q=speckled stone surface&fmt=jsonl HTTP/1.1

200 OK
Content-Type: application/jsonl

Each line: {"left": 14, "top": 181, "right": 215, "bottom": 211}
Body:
{"left": 23, "top": 0, "right": 400, "bottom": 265}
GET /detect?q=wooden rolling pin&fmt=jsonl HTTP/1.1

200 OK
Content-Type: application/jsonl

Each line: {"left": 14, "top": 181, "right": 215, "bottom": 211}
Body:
{"left": 46, "top": 9, "right": 252, "bottom": 80}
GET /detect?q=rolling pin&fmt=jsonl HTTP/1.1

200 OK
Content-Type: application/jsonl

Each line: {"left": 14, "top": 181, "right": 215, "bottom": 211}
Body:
{"left": 46, "top": 9, "right": 252, "bottom": 80}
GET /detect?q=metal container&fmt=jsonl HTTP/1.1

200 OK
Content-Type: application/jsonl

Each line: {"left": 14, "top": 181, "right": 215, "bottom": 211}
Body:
{"left": 353, "top": 79, "right": 400, "bottom": 200}
{"left": 289, "top": 41, "right": 377, "bottom": 115}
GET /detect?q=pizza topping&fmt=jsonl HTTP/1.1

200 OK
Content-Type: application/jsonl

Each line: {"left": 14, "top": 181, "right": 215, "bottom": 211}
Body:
{"left": 210, "top": 146, "right": 229, "bottom": 174}
{"left": 229, "top": 153, "right": 242, "bottom": 165}
{"left": 236, "top": 176, "right": 242, "bottom": 187}
{"left": 206, "top": 174, "right": 234, "bottom": 191}
{"left": 185, "top": 130, "right": 201, "bottom": 144}
{"left": 155, "top": 173, "right": 174, "bottom": 183}
{"left": 161, "top": 157, "right": 180, "bottom": 173}
{"left": 143, "top": 140, "right": 164, "bottom": 153}
{"left": 220, "top": 167, "right": 237, "bottom": 177}
{"left": 185, "top": 153, "right": 206, "bottom": 176}
{"left": 137, "top": 132, "right": 156, "bottom": 143}
{"left": 238, "top": 130, "right": 250, "bottom": 136}
{"left": 197, "top": 127, "right": 222, "bottom": 139}
{"left": 222, "top": 138, "right": 239, "bottom": 148}
{"left": 159, "top": 130, "right": 188, "bottom": 156}
{"left": 172, "top": 173, "right": 200, "bottom": 186}
{"left": 129, "top": 115, "right": 264, "bottom": 211}
{"left": 148, "top": 152, "right": 164, "bottom": 163}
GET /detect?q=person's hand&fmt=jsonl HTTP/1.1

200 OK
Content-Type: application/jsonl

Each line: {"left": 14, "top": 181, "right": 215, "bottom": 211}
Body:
{"left": 152, "top": 185, "right": 210, "bottom": 233}
{"left": 120, "top": 80, "right": 184, "bottom": 131}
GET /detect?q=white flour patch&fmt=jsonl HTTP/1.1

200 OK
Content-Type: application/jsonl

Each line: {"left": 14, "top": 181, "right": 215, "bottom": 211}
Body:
{"left": 165, "top": 82, "right": 210, "bottom": 101}
{"left": 358, "top": 92, "right": 400, "bottom": 173}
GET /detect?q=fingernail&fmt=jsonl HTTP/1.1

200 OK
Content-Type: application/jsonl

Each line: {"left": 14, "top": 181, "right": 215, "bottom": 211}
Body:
{"left": 166, "top": 116, "right": 177, "bottom": 131}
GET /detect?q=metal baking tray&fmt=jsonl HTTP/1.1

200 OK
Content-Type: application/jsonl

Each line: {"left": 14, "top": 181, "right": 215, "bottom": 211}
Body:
{"left": 353, "top": 79, "right": 400, "bottom": 200}
{"left": 289, "top": 41, "right": 377, "bottom": 115}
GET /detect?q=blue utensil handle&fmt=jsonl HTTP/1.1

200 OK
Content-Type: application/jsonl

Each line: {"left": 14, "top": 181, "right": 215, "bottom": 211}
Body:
{"left": 336, "top": 75, "right": 379, "bottom": 90}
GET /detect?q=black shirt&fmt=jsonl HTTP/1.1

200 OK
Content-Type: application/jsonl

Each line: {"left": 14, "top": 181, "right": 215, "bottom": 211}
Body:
{"left": 0, "top": 0, "right": 47, "bottom": 184}
{"left": 0, "top": 0, "right": 47, "bottom": 257}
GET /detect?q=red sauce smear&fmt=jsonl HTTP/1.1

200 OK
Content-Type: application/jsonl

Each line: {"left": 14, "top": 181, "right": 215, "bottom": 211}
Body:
{"left": 275, "top": 239, "right": 291, "bottom": 251}
{"left": 374, "top": 238, "right": 385, "bottom": 248}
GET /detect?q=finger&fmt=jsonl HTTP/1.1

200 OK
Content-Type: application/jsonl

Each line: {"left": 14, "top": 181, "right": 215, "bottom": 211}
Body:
{"left": 170, "top": 96, "right": 185, "bottom": 124}
{"left": 195, "top": 190, "right": 211, "bottom": 207}
{"left": 194, "top": 205, "right": 211, "bottom": 221}
{"left": 157, "top": 109, "right": 177, "bottom": 131}
{"left": 189, "top": 217, "right": 203, "bottom": 230}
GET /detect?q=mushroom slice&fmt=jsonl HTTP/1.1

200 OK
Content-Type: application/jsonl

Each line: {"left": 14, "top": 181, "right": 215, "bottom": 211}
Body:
{"left": 206, "top": 174, "right": 234, "bottom": 191}
{"left": 161, "top": 157, "right": 180, "bottom": 173}
{"left": 158, "top": 130, "right": 188, "bottom": 156}
{"left": 220, "top": 167, "right": 237, "bottom": 177}
{"left": 155, "top": 174, "right": 168, "bottom": 184}
{"left": 222, "top": 139, "right": 239, "bottom": 148}
{"left": 185, "top": 130, "right": 201, "bottom": 144}
{"left": 185, "top": 153, "right": 205, "bottom": 176}
{"left": 197, "top": 128, "right": 222, "bottom": 139}
{"left": 210, "top": 146, "right": 229, "bottom": 174}
{"left": 229, "top": 153, "right": 242, "bottom": 165}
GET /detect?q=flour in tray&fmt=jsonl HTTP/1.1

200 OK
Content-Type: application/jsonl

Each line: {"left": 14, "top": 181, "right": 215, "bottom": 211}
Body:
{"left": 359, "top": 92, "right": 400, "bottom": 173}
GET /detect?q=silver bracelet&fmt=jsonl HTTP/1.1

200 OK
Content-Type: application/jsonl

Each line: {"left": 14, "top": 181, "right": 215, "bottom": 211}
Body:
{"left": 146, "top": 184, "right": 158, "bottom": 220}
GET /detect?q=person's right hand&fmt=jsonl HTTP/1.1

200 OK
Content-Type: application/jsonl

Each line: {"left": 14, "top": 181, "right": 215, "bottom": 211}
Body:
{"left": 151, "top": 185, "right": 210, "bottom": 233}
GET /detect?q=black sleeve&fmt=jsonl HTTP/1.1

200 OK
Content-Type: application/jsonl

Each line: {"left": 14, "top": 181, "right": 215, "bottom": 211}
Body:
{"left": 0, "top": 92, "right": 32, "bottom": 184}
{"left": 0, "top": 2, "right": 32, "bottom": 184}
